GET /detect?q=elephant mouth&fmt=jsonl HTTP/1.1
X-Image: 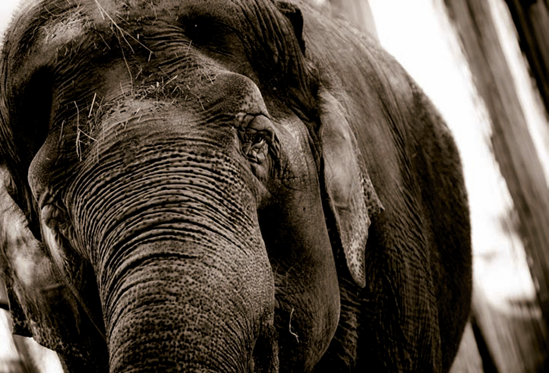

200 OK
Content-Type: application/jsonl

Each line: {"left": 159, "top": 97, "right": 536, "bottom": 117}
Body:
{"left": 252, "top": 323, "right": 279, "bottom": 373}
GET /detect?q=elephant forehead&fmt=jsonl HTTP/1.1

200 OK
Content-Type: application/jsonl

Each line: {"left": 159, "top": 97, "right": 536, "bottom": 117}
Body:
{"left": 92, "top": 0, "right": 259, "bottom": 24}
{"left": 93, "top": 100, "right": 234, "bottom": 146}
{"left": 42, "top": 11, "right": 85, "bottom": 46}
{"left": 27, "top": 0, "right": 264, "bottom": 45}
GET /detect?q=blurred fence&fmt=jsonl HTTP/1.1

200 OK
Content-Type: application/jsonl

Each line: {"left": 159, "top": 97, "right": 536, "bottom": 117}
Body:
{"left": 440, "top": 0, "right": 549, "bottom": 370}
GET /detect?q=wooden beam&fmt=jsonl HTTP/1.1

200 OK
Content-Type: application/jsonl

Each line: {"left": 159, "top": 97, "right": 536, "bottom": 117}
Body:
{"left": 504, "top": 0, "right": 549, "bottom": 115}
{"left": 0, "top": 278, "right": 9, "bottom": 311}
{"left": 441, "top": 0, "right": 549, "bottom": 369}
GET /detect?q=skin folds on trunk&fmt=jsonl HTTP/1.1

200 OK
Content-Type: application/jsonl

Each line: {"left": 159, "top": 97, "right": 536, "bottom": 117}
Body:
{"left": 59, "top": 108, "right": 277, "bottom": 372}
{"left": 105, "top": 239, "right": 275, "bottom": 373}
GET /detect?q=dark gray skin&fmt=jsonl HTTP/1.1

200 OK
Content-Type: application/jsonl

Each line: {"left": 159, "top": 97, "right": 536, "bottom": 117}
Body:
{"left": 0, "top": 0, "right": 472, "bottom": 372}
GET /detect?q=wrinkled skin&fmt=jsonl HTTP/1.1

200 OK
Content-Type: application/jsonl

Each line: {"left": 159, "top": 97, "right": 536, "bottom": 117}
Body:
{"left": 0, "top": 0, "right": 472, "bottom": 372}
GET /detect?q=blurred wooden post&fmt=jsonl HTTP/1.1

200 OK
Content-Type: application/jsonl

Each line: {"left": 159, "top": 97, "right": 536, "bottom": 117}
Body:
{"left": 441, "top": 0, "right": 549, "bottom": 370}
{"left": 470, "top": 287, "right": 548, "bottom": 372}
{"left": 504, "top": 0, "right": 549, "bottom": 115}
{"left": 327, "top": 0, "right": 379, "bottom": 41}
{"left": 449, "top": 320, "right": 484, "bottom": 372}
{"left": 0, "top": 278, "right": 8, "bottom": 310}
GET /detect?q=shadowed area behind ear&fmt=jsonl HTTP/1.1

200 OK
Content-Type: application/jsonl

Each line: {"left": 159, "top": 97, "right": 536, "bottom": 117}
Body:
{"left": 275, "top": 1, "right": 306, "bottom": 54}
{"left": 318, "top": 89, "right": 383, "bottom": 288}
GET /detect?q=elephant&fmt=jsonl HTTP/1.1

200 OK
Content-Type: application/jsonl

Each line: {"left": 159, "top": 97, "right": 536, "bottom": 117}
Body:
{"left": 0, "top": 0, "right": 472, "bottom": 371}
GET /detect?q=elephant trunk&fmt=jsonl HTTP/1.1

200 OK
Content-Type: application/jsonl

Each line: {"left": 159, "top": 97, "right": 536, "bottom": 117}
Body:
{"left": 65, "top": 125, "right": 278, "bottom": 372}
{"left": 103, "top": 238, "right": 277, "bottom": 373}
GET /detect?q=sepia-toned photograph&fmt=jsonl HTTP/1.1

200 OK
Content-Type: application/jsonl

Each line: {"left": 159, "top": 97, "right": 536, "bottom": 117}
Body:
{"left": 0, "top": 0, "right": 548, "bottom": 371}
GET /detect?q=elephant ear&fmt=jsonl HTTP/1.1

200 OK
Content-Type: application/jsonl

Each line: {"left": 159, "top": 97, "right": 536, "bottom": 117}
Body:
{"left": 0, "top": 166, "right": 105, "bottom": 362}
{"left": 0, "top": 166, "right": 74, "bottom": 346}
{"left": 0, "top": 167, "right": 37, "bottom": 337}
{"left": 318, "top": 90, "right": 383, "bottom": 288}
{"left": 276, "top": 1, "right": 306, "bottom": 54}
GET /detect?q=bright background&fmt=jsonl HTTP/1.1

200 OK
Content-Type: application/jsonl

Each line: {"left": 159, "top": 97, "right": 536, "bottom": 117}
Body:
{"left": 1, "top": 0, "right": 546, "bottom": 370}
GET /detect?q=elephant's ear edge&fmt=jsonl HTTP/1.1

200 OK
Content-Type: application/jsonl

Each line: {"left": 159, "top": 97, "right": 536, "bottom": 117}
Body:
{"left": 0, "top": 166, "right": 34, "bottom": 337}
{"left": 318, "top": 89, "right": 383, "bottom": 288}
{"left": 275, "top": 1, "right": 306, "bottom": 55}
{"left": 0, "top": 165, "right": 103, "bottom": 357}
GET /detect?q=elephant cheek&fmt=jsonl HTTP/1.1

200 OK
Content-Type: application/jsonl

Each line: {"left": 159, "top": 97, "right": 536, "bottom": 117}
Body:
{"left": 261, "top": 200, "right": 341, "bottom": 370}
{"left": 99, "top": 239, "right": 276, "bottom": 373}
{"left": 276, "top": 256, "right": 341, "bottom": 371}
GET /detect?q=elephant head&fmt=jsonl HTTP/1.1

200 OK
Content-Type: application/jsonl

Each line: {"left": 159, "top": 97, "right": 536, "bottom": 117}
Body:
{"left": 2, "top": 0, "right": 473, "bottom": 370}
{"left": 0, "top": 0, "right": 389, "bottom": 371}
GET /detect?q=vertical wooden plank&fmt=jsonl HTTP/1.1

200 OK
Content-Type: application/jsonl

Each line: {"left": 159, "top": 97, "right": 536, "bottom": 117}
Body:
{"left": 504, "top": 0, "right": 549, "bottom": 115}
{"left": 449, "top": 321, "right": 484, "bottom": 373}
{"left": 0, "top": 278, "right": 8, "bottom": 310}
{"left": 472, "top": 288, "right": 548, "bottom": 372}
{"left": 441, "top": 0, "right": 549, "bottom": 370}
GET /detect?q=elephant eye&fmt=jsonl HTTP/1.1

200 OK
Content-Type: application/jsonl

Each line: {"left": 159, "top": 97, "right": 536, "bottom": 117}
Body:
{"left": 186, "top": 22, "right": 203, "bottom": 40}
{"left": 182, "top": 16, "right": 229, "bottom": 47}
{"left": 242, "top": 137, "right": 268, "bottom": 164}
{"left": 238, "top": 116, "right": 280, "bottom": 164}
